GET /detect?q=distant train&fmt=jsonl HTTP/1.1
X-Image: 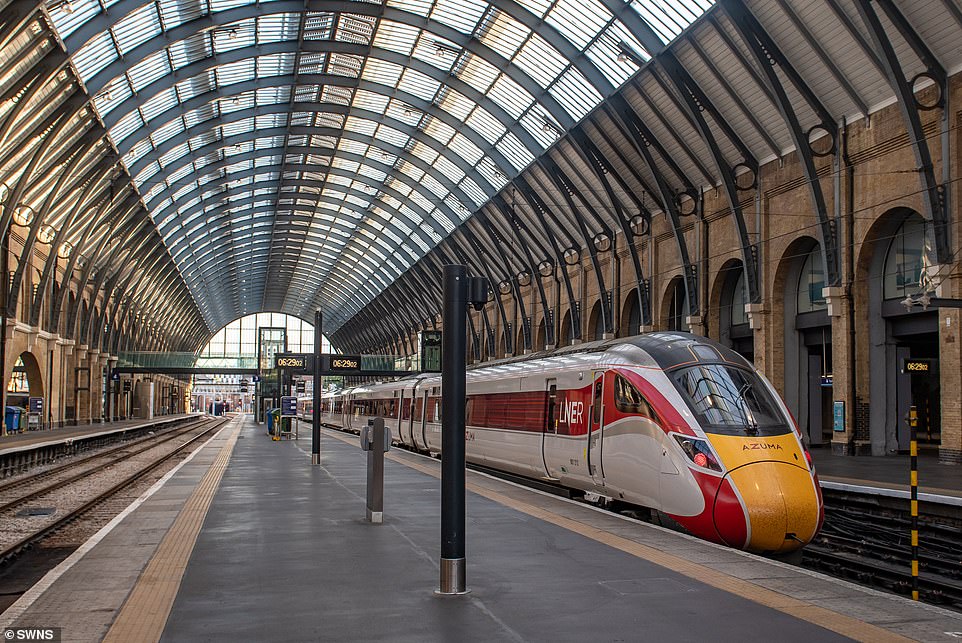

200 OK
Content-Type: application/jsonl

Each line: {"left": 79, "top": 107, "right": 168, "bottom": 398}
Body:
{"left": 301, "top": 332, "right": 824, "bottom": 554}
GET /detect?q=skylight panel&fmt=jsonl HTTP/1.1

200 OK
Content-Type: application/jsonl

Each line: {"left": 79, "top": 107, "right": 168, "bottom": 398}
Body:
{"left": 514, "top": 0, "right": 552, "bottom": 20}
{"left": 455, "top": 54, "right": 498, "bottom": 94}
{"left": 476, "top": 156, "right": 508, "bottom": 189}
{"left": 411, "top": 141, "right": 440, "bottom": 165}
{"left": 586, "top": 27, "right": 644, "bottom": 85}
{"left": 112, "top": 4, "right": 162, "bottom": 56}
{"left": 258, "top": 52, "right": 296, "bottom": 77}
{"left": 361, "top": 58, "right": 403, "bottom": 86}
{"left": 216, "top": 58, "right": 256, "bottom": 85}
{"left": 519, "top": 110, "right": 558, "bottom": 148}
{"left": 412, "top": 34, "right": 459, "bottom": 72}
{"left": 514, "top": 34, "right": 566, "bottom": 89}
{"left": 329, "top": 53, "right": 363, "bottom": 78}
{"left": 210, "top": 0, "right": 250, "bottom": 13}
{"left": 158, "top": 0, "right": 206, "bottom": 30}
{"left": 386, "top": 0, "right": 432, "bottom": 14}
{"left": 436, "top": 89, "right": 474, "bottom": 122}
{"left": 353, "top": 90, "right": 390, "bottom": 114}
{"left": 465, "top": 107, "right": 505, "bottom": 144}
{"left": 344, "top": 116, "right": 377, "bottom": 136}
{"left": 258, "top": 13, "right": 300, "bottom": 43}
{"left": 423, "top": 118, "right": 456, "bottom": 145}
{"left": 321, "top": 85, "right": 353, "bottom": 105}
{"left": 487, "top": 74, "right": 534, "bottom": 119}
{"left": 458, "top": 176, "right": 486, "bottom": 206}
{"left": 546, "top": 0, "right": 610, "bottom": 50}
{"left": 396, "top": 68, "right": 440, "bottom": 102}
{"left": 94, "top": 80, "right": 132, "bottom": 117}
{"left": 549, "top": 68, "right": 602, "bottom": 120}
{"left": 141, "top": 88, "right": 179, "bottom": 123}
{"left": 421, "top": 173, "right": 446, "bottom": 199}
{"left": 478, "top": 9, "right": 527, "bottom": 60}
{"left": 496, "top": 131, "right": 536, "bottom": 171}
{"left": 373, "top": 124, "right": 408, "bottom": 149}
{"left": 48, "top": 0, "right": 101, "bottom": 38}
{"left": 298, "top": 52, "right": 327, "bottom": 74}
{"left": 151, "top": 118, "right": 185, "bottom": 148}
{"left": 430, "top": 0, "right": 486, "bottom": 35}
{"left": 304, "top": 12, "right": 335, "bottom": 40}
{"left": 72, "top": 32, "right": 117, "bottom": 81}
{"left": 447, "top": 133, "right": 482, "bottom": 164}
{"left": 433, "top": 154, "right": 464, "bottom": 183}
{"left": 373, "top": 20, "right": 419, "bottom": 56}
{"left": 336, "top": 14, "right": 376, "bottom": 45}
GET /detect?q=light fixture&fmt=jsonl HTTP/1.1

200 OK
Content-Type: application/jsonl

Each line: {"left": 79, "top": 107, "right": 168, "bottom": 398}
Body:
{"left": 63, "top": 0, "right": 74, "bottom": 13}
{"left": 563, "top": 247, "right": 579, "bottom": 265}
{"left": 498, "top": 280, "right": 511, "bottom": 295}
{"left": 629, "top": 214, "right": 648, "bottom": 236}
{"left": 593, "top": 233, "right": 611, "bottom": 252}
{"left": 538, "top": 260, "right": 553, "bottom": 277}
{"left": 517, "top": 271, "right": 530, "bottom": 287}
{"left": 13, "top": 204, "right": 35, "bottom": 226}
{"left": 38, "top": 224, "right": 56, "bottom": 244}
{"left": 58, "top": 242, "right": 73, "bottom": 259}
{"left": 616, "top": 41, "right": 644, "bottom": 67}
{"left": 228, "top": 28, "right": 238, "bottom": 40}
{"left": 541, "top": 119, "right": 562, "bottom": 138}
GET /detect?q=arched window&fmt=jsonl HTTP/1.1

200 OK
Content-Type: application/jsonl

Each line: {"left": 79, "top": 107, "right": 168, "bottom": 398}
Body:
{"left": 796, "top": 247, "right": 827, "bottom": 313}
{"left": 668, "top": 278, "right": 689, "bottom": 332}
{"left": 883, "top": 215, "right": 926, "bottom": 300}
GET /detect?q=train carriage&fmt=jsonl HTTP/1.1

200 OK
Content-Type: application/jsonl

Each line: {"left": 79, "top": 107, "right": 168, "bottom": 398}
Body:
{"left": 315, "top": 332, "right": 823, "bottom": 555}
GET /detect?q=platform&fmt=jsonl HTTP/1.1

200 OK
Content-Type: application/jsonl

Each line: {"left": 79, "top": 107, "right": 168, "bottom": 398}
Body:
{"left": 813, "top": 449, "right": 962, "bottom": 504}
{"left": 2, "top": 415, "right": 962, "bottom": 642}
{"left": 0, "top": 414, "right": 200, "bottom": 456}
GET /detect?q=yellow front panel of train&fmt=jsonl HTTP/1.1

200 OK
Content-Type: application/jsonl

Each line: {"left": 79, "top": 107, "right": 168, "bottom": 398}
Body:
{"left": 709, "top": 433, "right": 806, "bottom": 470}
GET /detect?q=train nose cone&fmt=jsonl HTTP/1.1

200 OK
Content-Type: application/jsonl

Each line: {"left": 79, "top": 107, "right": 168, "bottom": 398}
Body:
{"left": 717, "top": 462, "right": 821, "bottom": 554}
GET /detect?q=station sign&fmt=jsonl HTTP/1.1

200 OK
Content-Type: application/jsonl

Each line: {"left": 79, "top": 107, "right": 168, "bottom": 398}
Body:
{"left": 110, "top": 372, "right": 120, "bottom": 381}
{"left": 902, "top": 358, "right": 935, "bottom": 375}
{"left": 29, "top": 397, "right": 43, "bottom": 414}
{"left": 274, "top": 353, "right": 314, "bottom": 374}
{"left": 322, "top": 355, "right": 362, "bottom": 374}
{"left": 281, "top": 395, "right": 297, "bottom": 417}
{"left": 252, "top": 375, "right": 261, "bottom": 383}
{"left": 421, "top": 331, "right": 442, "bottom": 373}
{"left": 295, "top": 381, "right": 306, "bottom": 393}
{"left": 123, "top": 380, "right": 131, "bottom": 393}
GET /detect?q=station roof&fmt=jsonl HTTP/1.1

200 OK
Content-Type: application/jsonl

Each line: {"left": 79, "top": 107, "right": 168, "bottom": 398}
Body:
{"left": 0, "top": 0, "right": 958, "bottom": 351}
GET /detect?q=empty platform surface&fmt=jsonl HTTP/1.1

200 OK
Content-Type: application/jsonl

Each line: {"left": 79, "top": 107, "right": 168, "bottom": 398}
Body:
{"left": 813, "top": 449, "right": 962, "bottom": 501}
{"left": 3, "top": 415, "right": 962, "bottom": 643}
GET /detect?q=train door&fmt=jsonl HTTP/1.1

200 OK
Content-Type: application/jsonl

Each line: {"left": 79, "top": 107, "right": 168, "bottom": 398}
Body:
{"left": 413, "top": 390, "right": 429, "bottom": 451}
{"left": 541, "top": 379, "right": 559, "bottom": 480}
{"left": 586, "top": 371, "right": 606, "bottom": 486}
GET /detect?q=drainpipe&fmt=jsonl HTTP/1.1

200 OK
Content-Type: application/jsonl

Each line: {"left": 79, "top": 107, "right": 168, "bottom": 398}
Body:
{"left": 843, "top": 118, "right": 857, "bottom": 454}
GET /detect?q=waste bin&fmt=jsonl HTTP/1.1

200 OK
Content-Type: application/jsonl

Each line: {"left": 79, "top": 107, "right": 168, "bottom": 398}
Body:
{"left": 267, "top": 408, "right": 280, "bottom": 435}
{"left": 5, "top": 406, "right": 22, "bottom": 433}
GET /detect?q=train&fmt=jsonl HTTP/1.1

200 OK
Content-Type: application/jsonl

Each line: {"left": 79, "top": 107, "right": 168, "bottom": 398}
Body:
{"left": 300, "top": 332, "right": 824, "bottom": 554}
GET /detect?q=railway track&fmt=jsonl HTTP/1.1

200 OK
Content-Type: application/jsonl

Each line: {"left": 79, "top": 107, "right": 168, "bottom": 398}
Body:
{"left": 802, "top": 489, "right": 962, "bottom": 610}
{"left": 0, "top": 416, "right": 228, "bottom": 565}
{"left": 0, "top": 417, "right": 212, "bottom": 512}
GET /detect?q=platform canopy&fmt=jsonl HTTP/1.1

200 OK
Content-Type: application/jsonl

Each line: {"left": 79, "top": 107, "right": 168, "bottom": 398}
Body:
{"left": 0, "top": 0, "right": 711, "bottom": 341}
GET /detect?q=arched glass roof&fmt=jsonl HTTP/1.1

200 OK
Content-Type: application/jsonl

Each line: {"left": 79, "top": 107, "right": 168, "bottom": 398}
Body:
{"left": 42, "top": 0, "right": 713, "bottom": 331}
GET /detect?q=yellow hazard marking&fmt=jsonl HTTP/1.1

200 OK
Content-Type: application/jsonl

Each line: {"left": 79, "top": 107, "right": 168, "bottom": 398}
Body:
{"left": 912, "top": 560, "right": 919, "bottom": 576}
{"left": 910, "top": 442, "right": 917, "bottom": 456}
{"left": 324, "top": 430, "right": 912, "bottom": 643}
{"left": 910, "top": 470, "right": 917, "bottom": 486}
{"left": 911, "top": 500, "right": 918, "bottom": 517}
{"left": 104, "top": 419, "right": 241, "bottom": 643}
{"left": 912, "top": 532, "right": 918, "bottom": 547}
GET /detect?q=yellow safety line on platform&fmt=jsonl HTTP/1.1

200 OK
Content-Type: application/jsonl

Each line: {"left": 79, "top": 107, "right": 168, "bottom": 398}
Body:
{"left": 103, "top": 419, "right": 242, "bottom": 643}
{"left": 325, "top": 430, "right": 910, "bottom": 643}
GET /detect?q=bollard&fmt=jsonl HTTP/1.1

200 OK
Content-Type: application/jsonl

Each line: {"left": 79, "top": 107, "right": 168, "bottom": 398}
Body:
{"left": 908, "top": 405, "right": 919, "bottom": 601}
{"left": 361, "top": 417, "right": 389, "bottom": 523}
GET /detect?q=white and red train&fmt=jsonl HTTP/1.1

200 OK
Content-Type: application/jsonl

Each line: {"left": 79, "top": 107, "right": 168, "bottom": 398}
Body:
{"left": 301, "top": 332, "right": 824, "bottom": 554}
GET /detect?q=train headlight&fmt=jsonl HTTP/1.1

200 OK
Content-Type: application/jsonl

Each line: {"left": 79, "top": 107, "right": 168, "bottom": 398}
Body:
{"left": 673, "top": 435, "right": 722, "bottom": 472}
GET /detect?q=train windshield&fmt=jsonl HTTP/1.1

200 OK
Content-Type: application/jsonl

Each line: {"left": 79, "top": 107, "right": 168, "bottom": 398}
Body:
{"left": 670, "top": 364, "right": 789, "bottom": 435}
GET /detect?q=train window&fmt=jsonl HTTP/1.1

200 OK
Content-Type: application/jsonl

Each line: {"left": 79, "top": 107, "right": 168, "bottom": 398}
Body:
{"left": 592, "top": 378, "right": 603, "bottom": 424}
{"left": 546, "top": 384, "right": 557, "bottom": 433}
{"left": 401, "top": 399, "right": 412, "bottom": 421}
{"left": 671, "top": 364, "right": 788, "bottom": 434}
{"left": 414, "top": 397, "right": 424, "bottom": 421}
{"left": 614, "top": 375, "right": 658, "bottom": 422}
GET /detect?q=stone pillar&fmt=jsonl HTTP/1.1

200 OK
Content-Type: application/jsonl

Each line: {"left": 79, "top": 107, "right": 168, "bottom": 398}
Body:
{"left": 745, "top": 303, "right": 769, "bottom": 375}
{"left": 825, "top": 287, "right": 855, "bottom": 455}
{"left": 939, "top": 308, "right": 962, "bottom": 464}
{"left": 88, "top": 351, "right": 104, "bottom": 423}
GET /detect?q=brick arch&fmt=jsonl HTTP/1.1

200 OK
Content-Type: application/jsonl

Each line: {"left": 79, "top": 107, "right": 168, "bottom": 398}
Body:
{"left": 619, "top": 290, "right": 641, "bottom": 338}
{"left": 707, "top": 258, "right": 744, "bottom": 340}
{"left": 586, "top": 300, "right": 603, "bottom": 340}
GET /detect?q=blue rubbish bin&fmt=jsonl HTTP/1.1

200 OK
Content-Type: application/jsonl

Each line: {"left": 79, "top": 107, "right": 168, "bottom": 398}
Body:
{"left": 267, "top": 408, "right": 280, "bottom": 435}
{"left": 5, "top": 406, "right": 23, "bottom": 433}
